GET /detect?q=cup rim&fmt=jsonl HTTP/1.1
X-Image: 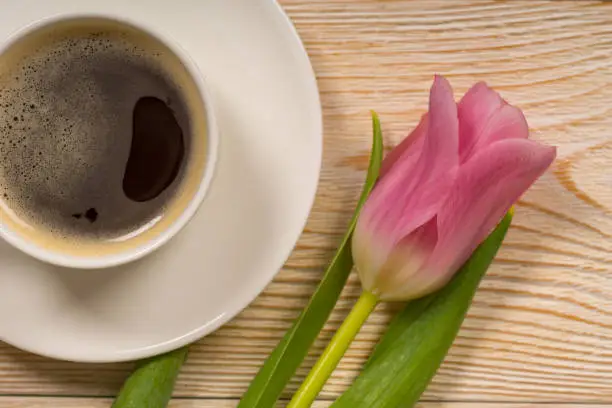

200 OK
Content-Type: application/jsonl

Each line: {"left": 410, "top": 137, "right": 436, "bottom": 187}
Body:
{"left": 0, "top": 12, "right": 219, "bottom": 269}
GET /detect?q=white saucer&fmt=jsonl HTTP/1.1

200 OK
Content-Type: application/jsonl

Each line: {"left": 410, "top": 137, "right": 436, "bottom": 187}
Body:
{"left": 0, "top": 0, "right": 322, "bottom": 363}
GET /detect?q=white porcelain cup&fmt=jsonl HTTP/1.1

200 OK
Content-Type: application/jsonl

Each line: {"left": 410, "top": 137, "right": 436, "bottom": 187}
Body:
{"left": 0, "top": 13, "right": 218, "bottom": 269}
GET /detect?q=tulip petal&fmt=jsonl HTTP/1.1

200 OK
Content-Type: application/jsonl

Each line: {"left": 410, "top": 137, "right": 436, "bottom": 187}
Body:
{"left": 477, "top": 103, "right": 529, "bottom": 146}
{"left": 429, "top": 138, "right": 556, "bottom": 275}
{"left": 458, "top": 82, "right": 506, "bottom": 162}
{"left": 466, "top": 104, "right": 530, "bottom": 163}
{"left": 360, "top": 75, "right": 459, "bottom": 247}
{"left": 423, "top": 75, "right": 460, "bottom": 182}
{"left": 352, "top": 222, "right": 388, "bottom": 292}
{"left": 379, "top": 114, "right": 427, "bottom": 178}
{"left": 374, "top": 216, "right": 439, "bottom": 301}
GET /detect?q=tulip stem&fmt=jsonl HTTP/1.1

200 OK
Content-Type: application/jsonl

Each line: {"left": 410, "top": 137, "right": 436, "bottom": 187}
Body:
{"left": 287, "top": 291, "right": 379, "bottom": 408}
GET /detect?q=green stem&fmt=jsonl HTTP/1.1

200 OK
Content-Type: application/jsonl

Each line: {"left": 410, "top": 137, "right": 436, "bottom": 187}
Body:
{"left": 287, "top": 291, "right": 379, "bottom": 408}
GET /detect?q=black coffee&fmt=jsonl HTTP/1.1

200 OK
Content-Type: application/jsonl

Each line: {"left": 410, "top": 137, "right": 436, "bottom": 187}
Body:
{"left": 0, "top": 21, "right": 191, "bottom": 242}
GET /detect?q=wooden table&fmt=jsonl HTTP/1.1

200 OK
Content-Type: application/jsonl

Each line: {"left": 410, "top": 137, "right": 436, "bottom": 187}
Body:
{"left": 2, "top": 0, "right": 612, "bottom": 406}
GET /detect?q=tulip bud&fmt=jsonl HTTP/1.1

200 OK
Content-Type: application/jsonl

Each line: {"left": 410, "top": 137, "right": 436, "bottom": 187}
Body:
{"left": 352, "top": 75, "right": 556, "bottom": 301}
{"left": 288, "top": 76, "right": 556, "bottom": 408}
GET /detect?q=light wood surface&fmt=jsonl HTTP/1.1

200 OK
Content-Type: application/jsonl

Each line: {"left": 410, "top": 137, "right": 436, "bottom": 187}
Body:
{"left": 2, "top": 0, "right": 612, "bottom": 406}
{"left": 3, "top": 398, "right": 608, "bottom": 408}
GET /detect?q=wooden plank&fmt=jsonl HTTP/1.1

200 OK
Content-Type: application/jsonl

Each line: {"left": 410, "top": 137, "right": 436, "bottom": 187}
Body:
{"left": 0, "top": 398, "right": 607, "bottom": 408}
{"left": 2, "top": 0, "right": 612, "bottom": 404}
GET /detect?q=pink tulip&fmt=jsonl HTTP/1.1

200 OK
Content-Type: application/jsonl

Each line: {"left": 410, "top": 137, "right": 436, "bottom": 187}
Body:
{"left": 288, "top": 75, "right": 555, "bottom": 408}
{"left": 352, "top": 75, "right": 556, "bottom": 301}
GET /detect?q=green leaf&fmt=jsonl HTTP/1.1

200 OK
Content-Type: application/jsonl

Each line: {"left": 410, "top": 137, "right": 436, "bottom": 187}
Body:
{"left": 238, "top": 111, "right": 384, "bottom": 408}
{"left": 331, "top": 211, "right": 514, "bottom": 408}
{"left": 111, "top": 347, "right": 188, "bottom": 408}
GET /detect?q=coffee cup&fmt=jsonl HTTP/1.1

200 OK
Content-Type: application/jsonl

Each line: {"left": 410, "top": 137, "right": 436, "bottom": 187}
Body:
{"left": 0, "top": 13, "right": 218, "bottom": 269}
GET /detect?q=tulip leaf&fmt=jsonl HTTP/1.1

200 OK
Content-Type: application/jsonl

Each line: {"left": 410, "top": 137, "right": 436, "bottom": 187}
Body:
{"left": 238, "top": 112, "right": 384, "bottom": 408}
{"left": 331, "top": 211, "right": 513, "bottom": 408}
{"left": 111, "top": 347, "right": 188, "bottom": 408}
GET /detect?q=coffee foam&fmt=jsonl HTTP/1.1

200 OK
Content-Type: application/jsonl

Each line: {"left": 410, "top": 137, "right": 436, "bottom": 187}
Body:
{"left": 0, "top": 18, "right": 209, "bottom": 257}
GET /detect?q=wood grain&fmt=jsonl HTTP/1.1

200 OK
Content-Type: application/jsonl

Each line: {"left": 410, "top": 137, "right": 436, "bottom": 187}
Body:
{"left": 2, "top": 0, "right": 612, "bottom": 406}
{"left": 1, "top": 399, "right": 608, "bottom": 408}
